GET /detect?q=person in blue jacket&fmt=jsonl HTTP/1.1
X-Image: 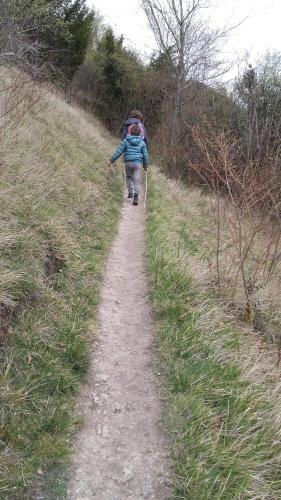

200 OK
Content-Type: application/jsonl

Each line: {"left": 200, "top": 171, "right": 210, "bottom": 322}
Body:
{"left": 108, "top": 124, "right": 148, "bottom": 206}
{"left": 121, "top": 110, "right": 148, "bottom": 148}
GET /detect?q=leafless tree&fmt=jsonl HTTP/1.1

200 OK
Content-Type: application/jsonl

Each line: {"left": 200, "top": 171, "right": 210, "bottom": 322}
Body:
{"left": 141, "top": 0, "right": 239, "bottom": 168}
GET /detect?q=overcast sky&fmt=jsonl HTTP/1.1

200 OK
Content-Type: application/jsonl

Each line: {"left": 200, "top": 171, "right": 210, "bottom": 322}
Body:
{"left": 87, "top": 0, "right": 281, "bottom": 80}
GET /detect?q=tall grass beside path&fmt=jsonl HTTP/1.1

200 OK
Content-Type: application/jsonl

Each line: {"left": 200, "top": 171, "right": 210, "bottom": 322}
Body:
{"left": 0, "top": 69, "right": 123, "bottom": 498}
{"left": 146, "top": 168, "right": 281, "bottom": 499}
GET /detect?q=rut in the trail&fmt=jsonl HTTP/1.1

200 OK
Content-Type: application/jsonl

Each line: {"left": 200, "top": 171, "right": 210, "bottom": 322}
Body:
{"left": 68, "top": 196, "right": 171, "bottom": 500}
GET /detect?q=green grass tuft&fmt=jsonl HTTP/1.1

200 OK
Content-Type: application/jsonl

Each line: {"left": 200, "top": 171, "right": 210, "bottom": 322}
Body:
{"left": 0, "top": 69, "right": 122, "bottom": 498}
{"left": 146, "top": 169, "right": 281, "bottom": 499}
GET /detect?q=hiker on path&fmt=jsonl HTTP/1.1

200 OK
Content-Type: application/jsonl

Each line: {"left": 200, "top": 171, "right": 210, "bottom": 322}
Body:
{"left": 108, "top": 124, "right": 148, "bottom": 206}
{"left": 121, "top": 110, "right": 148, "bottom": 147}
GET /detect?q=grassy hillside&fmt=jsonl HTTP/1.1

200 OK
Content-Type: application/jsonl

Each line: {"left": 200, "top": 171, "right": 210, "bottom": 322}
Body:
{"left": 0, "top": 70, "right": 122, "bottom": 498}
{"left": 146, "top": 169, "right": 281, "bottom": 499}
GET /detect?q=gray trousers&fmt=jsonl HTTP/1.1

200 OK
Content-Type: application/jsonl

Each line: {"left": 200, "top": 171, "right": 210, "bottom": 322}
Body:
{"left": 125, "top": 162, "right": 141, "bottom": 195}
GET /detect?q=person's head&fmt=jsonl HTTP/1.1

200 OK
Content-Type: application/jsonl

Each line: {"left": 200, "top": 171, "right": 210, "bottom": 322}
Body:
{"left": 129, "top": 109, "right": 143, "bottom": 121}
{"left": 130, "top": 124, "right": 141, "bottom": 136}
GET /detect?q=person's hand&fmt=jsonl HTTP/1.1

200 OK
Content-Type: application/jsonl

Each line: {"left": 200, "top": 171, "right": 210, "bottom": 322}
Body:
{"left": 143, "top": 165, "right": 148, "bottom": 172}
{"left": 107, "top": 160, "right": 113, "bottom": 167}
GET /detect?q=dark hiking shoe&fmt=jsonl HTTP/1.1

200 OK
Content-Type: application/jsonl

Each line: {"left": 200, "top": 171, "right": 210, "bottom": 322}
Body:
{"left": 128, "top": 192, "right": 133, "bottom": 199}
{"left": 133, "top": 194, "right": 139, "bottom": 205}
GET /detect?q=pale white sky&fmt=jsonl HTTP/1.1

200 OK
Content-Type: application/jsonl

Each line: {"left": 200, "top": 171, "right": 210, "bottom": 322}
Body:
{"left": 87, "top": 0, "right": 281, "bottom": 79}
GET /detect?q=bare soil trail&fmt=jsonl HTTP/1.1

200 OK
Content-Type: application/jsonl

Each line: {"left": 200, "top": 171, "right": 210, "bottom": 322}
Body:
{"left": 68, "top": 195, "right": 171, "bottom": 500}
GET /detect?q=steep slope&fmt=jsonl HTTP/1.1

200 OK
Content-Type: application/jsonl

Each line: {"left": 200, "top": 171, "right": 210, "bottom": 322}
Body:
{"left": 0, "top": 70, "right": 122, "bottom": 498}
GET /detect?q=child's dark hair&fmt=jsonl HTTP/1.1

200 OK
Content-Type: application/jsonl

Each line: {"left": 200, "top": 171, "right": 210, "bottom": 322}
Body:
{"left": 130, "top": 124, "right": 141, "bottom": 136}
{"left": 129, "top": 109, "right": 143, "bottom": 121}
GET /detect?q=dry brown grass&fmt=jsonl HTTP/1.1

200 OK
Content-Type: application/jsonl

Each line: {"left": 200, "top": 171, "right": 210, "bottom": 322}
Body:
{"left": 154, "top": 168, "right": 281, "bottom": 343}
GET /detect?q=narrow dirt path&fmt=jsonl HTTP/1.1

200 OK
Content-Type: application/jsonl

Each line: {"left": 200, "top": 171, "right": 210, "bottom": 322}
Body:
{"left": 68, "top": 196, "right": 171, "bottom": 499}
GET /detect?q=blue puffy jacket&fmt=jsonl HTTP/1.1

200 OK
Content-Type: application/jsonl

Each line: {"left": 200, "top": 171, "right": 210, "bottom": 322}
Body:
{"left": 110, "top": 135, "right": 148, "bottom": 167}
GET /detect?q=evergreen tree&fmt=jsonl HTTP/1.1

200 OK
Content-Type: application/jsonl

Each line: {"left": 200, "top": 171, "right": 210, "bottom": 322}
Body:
{"left": 0, "top": 0, "right": 93, "bottom": 79}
